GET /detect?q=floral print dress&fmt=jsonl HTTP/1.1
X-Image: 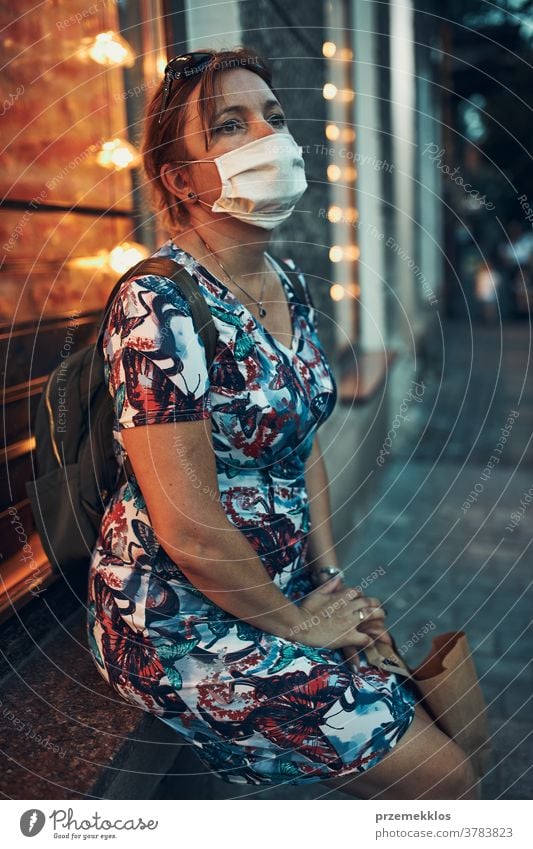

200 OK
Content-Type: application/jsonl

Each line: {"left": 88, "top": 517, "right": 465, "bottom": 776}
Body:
{"left": 87, "top": 239, "right": 417, "bottom": 786}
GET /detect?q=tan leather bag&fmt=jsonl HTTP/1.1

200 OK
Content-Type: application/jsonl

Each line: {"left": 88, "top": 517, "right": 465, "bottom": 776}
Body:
{"left": 365, "top": 630, "right": 492, "bottom": 780}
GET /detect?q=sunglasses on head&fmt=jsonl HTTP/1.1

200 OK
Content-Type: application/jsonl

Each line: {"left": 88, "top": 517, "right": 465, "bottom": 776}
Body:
{"left": 158, "top": 51, "right": 272, "bottom": 124}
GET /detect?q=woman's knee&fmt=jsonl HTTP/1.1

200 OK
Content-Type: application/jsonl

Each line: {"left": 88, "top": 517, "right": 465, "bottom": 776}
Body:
{"left": 438, "top": 742, "right": 480, "bottom": 799}
{"left": 326, "top": 715, "right": 477, "bottom": 800}
{"left": 421, "top": 737, "right": 478, "bottom": 799}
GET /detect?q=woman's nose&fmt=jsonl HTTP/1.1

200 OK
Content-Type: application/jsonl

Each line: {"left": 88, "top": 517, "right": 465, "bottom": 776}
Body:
{"left": 250, "top": 119, "right": 282, "bottom": 143}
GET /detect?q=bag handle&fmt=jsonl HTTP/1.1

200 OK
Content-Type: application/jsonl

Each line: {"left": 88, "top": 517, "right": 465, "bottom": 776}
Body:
{"left": 364, "top": 641, "right": 413, "bottom": 679}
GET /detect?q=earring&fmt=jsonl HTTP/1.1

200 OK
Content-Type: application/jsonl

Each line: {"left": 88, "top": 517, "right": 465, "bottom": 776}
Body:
{"left": 187, "top": 191, "right": 198, "bottom": 200}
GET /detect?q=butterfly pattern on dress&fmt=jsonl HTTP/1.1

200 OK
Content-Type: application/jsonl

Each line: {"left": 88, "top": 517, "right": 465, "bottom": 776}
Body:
{"left": 87, "top": 240, "right": 418, "bottom": 786}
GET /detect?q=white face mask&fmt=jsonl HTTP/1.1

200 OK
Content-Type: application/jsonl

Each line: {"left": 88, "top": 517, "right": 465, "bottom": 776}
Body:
{"left": 185, "top": 133, "right": 308, "bottom": 229}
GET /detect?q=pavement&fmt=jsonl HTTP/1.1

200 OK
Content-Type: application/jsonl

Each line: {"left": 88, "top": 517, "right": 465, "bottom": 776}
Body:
{"left": 154, "top": 316, "right": 533, "bottom": 800}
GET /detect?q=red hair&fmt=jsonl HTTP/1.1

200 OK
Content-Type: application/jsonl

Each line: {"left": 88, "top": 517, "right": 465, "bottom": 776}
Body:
{"left": 140, "top": 47, "right": 278, "bottom": 235}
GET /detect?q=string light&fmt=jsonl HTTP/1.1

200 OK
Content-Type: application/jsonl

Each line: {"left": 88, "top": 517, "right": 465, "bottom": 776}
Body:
{"left": 323, "top": 20, "right": 359, "bottom": 315}
{"left": 340, "top": 88, "right": 355, "bottom": 103}
{"left": 327, "top": 164, "right": 342, "bottom": 181}
{"left": 327, "top": 206, "right": 343, "bottom": 223}
{"left": 330, "top": 283, "right": 346, "bottom": 301}
{"left": 329, "top": 246, "right": 344, "bottom": 263}
{"left": 344, "top": 245, "right": 361, "bottom": 262}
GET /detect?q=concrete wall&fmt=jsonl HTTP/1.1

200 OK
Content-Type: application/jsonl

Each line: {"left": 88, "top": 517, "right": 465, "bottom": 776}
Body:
{"left": 237, "top": 0, "right": 339, "bottom": 357}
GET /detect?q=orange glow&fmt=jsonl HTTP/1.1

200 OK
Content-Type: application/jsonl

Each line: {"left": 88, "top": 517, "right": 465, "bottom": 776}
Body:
{"left": 328, "top": 206, "right": 343, "bottom": 223}
{"left": 330, "top": 284, "right": 346, "bottom": 301}
{"left": 329, "top": 245, "right": 344, "bottom": 263}
{"left": 345, "top": 245, "right": 361, "bottom": 262}
{"left": 327, "top": 164, "right": 342, "bottom": 181}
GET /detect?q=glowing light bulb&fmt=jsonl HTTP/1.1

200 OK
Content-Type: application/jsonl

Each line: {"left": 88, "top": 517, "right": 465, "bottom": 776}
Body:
{"left": 322, "top": 42, "right": 337, "bottom": 58}
{"left": 345, "top": 207, "right": 359, "bottom": 223}
{"left": 325, "top": 124, "right": 340, "bottom": 141}
{"left": 330, "top": 284, "right": 346, "bottom": 301}
{"left": 329, "top": 245, "right": 344, "bottom": 263}
{"left": 96, "top": 138, "right": 141, "bottom": 171}
{"left": 323, "top": 83, "right": 338, "bottom": 100}
{"left": 327, "top": 206, "right": 343, "bottom": 223}
{"left": 327, "top": 164, "right": 341, "bottom": 182}
{"left": 83, "top": 31, "right": 135, "bottom": 68}
{"left": 107, "top": 242, "right": 150, "bottom": 274}
{"left": 345, "top": 245, "right": 360, "bottom": 261}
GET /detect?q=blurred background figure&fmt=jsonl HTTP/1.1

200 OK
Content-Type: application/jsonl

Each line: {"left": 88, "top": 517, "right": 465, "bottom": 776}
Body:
{"left": 474, "top": 250, "right": 503, "bottom": 324}
{"left": 499, "top": 219, "right": 533, "bottom": 319}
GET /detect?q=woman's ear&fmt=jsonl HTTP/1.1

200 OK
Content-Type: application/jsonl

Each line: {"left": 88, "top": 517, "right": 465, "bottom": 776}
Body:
{"left": 160, "top": 162, "right": 191, "bottom": 205}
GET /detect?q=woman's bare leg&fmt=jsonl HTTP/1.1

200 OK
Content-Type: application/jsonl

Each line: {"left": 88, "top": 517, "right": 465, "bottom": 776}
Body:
{"left": 323, "top": 703, "right": 481, "bottom": 800}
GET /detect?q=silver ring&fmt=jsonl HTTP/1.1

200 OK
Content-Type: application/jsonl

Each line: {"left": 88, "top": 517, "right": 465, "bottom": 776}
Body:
{"left": 317, "top": 566, "right": 341, "bottom": 578}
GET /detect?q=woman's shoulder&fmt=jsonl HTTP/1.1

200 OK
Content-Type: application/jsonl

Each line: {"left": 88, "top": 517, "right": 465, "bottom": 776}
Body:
{"left": 109, "top": 248, "right": 207, "bottom": 322}
{"left": 102, "top": 262, "right": 206, "bottom": 356}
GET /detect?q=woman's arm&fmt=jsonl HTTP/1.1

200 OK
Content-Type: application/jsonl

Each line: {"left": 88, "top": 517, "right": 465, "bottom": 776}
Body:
{"left": 304, "top": 434, "right": 393, "bottom": 664}
{"left": 110, "top": 276, "right": 379, "bottom": 652}
{"left": 304, "top": 433, "right": 339, "bottom": 574}
{"left": 122, "top": 420, "right": 378, "bottom": 651}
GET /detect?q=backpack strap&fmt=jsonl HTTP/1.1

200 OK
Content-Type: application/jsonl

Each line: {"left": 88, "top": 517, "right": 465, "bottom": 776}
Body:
{"left": 270, "top": 255, "right": 311, "bottom": 309}
{"left": 97, "top": 257, "right": 218, "bottom": 368}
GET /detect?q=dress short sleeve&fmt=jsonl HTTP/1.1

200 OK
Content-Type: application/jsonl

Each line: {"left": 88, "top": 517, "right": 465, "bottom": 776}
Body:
{"left": 103, "top": 274, "right": 212, "bottom": 429}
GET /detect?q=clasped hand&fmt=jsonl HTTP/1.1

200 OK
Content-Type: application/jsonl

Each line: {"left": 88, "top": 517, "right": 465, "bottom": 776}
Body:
{"left": 298, "top": 575, "right": 392, "bottom": 648}
{"left": 296, "top": 574, "right": 392, "bottom": 653}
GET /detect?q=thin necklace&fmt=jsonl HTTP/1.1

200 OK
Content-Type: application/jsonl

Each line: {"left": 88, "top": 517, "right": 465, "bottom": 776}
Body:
{"left": 195, "top": 233, "right": 270, "bottom": 318}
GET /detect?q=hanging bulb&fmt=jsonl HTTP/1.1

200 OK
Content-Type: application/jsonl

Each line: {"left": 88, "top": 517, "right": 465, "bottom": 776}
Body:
{"left": 79, "top": 31, "right": 135, "bottom": 68}
{"left": 329, "top": 245, "right": 343, "bottom": 263}
{"left": 330, "top": 284, "right": 346, "bottom": 301}
{"left": 107, "top": 242, "right": 150, "bottom": 274}
{"left": 96, "top": 138, "right": 141, "bottom": 171}
{"left": 68, "top": 243, "right": 149, "bottom": 274}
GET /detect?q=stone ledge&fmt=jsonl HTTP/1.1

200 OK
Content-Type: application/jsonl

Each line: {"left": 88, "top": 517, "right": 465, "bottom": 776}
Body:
{"left": 0, "top": 587, "right": 183, "bottom": 800}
